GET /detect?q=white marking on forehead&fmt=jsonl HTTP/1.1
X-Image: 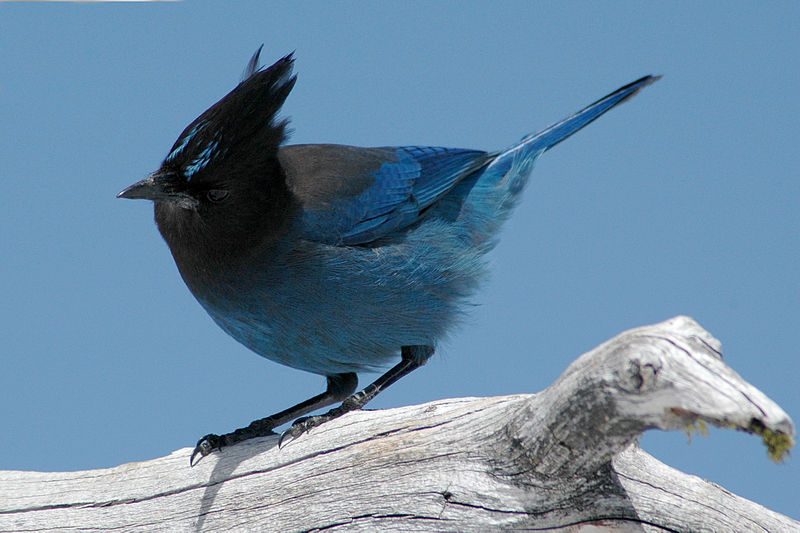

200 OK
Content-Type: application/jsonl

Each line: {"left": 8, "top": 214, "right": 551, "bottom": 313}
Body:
{"left": 184, "top": 138, "right": 221, "bottom": 179}
{"left": 167, "top": 122, "right": 205, "bottom": 162}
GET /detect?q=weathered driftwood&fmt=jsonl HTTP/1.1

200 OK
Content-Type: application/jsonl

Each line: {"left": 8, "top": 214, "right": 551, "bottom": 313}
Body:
{"left": 1, "top": 316, "right": 795, "bottom": 532}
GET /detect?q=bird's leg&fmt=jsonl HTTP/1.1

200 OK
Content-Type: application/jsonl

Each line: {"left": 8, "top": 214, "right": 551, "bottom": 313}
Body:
{"left": 190, "top": 372, "right": 357, "bottom": 465}
{"left": 280, "top": 345, "right": 434, "bottom": 446}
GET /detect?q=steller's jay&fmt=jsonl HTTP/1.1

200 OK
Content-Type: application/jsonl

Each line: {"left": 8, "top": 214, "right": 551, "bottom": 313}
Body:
{"left": 118, "top": 47, "right": 658, "bottom": 465}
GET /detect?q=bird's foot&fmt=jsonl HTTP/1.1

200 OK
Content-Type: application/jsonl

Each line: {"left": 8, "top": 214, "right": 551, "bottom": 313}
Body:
{"left": 190, "top": 420, "right": 279, "bottom": 466}
{"left": 278, "top": 394, "right": 367, "bottom": 447}
{"left": 278, "top": 402, "right": 361, "bottom": 449}
{"left": 190, "top": 433, "right": 226, "bottom": 466}
{"left": 278, "top": 415, "right": 317, "bottom": 447}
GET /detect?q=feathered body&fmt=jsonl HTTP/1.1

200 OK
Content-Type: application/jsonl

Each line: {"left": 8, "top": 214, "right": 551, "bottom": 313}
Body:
{"left": 118, "top": 49, "right": 657, "bottom": 460}
{"left": 190, "top": 144, "right": 513, "bottom": 374}
{"left": 126, "top": 51, "right": 658, "bottom": 377}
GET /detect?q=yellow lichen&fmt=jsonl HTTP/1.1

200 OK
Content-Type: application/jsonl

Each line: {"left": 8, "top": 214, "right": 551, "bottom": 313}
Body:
{"left": 683, "top": 418, "right": 793, "bottom": 462}
{"left": 684, "top": 419, "right": 709, "bottom": 443}
{"left": 753, "top": 425, "right": 794, "bottom": 463}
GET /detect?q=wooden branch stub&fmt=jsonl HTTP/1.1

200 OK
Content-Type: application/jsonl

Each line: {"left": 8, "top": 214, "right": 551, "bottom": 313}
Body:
{"left": 508, "top": 315, "right": 795, "bottom": 478}
{"left": 0, "top": 316, "right": 795, "bottom": 532}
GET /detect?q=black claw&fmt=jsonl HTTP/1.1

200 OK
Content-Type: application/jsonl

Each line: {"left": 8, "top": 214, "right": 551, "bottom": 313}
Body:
{"left": 277, "top": 428, "right": 294, "bottom": 449}
{"left": 278, "top": 416, "right": 318, "bottom": 448}
{"left": 278, "top": 417, "right": 305, "bottom": 448}
{"left": 190, "top": 433, "right": 224, "bottom": 466}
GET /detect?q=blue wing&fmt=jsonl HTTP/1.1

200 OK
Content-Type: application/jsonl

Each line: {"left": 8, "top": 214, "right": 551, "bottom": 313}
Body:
{"left": 280, "top": 144, "right": 489, "bottom": 245}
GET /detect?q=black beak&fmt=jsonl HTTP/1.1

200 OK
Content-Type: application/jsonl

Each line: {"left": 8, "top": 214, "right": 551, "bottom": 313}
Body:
{"left": 117, "top": 171, "right": 198, "bottom": 208}
{"left": 117, "top": 171, "right": 173, "bottom": 201}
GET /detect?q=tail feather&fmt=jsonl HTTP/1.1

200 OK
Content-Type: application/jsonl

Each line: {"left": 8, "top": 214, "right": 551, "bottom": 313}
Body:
{"left": 520, "top": 75, "right": 661, "bottom": 153}
{"left": 454, "top": 75, "right": 659, "bottom": 249}
{"left": 482, "top": 74, "right": 660, "bottom": 187}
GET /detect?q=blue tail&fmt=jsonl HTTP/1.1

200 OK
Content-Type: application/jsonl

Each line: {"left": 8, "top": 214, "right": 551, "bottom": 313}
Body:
{"left": 520, "top": 75, "right": 661, "bottom": 154}
{"left": 484, "top": 74, "right": 660, "bottom": 193}
{"left": 443, "top": 75, "right": 659, "bottom": 250}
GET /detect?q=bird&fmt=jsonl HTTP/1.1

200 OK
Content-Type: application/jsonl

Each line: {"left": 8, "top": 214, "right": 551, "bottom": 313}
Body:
{"left": 118, "top": 47, "right": 658, "bottom": 466}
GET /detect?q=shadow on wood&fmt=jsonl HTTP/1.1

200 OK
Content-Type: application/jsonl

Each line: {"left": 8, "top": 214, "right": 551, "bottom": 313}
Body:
{"left": 1, "top": 316, "right": 795, "bottom": 532}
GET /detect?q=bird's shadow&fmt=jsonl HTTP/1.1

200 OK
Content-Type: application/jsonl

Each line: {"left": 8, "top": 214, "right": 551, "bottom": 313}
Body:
{"left": 193, "top": 435, "right": 279, "bottom": 532}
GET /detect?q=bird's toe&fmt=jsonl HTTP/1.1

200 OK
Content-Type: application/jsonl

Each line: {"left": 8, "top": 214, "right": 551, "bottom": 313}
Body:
{"left": 190, "top": 433, "right": 225, "bottom": 466}
{"left": 278, "top": 416, "right": 321, "bottom": 448}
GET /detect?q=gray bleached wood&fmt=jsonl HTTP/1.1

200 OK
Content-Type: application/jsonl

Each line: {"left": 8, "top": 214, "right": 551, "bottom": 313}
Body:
{"left": 0, "top": 316, "right": 795, "bottom": 532}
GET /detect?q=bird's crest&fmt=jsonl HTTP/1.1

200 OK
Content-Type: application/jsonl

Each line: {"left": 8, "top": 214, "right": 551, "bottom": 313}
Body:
{"left": 163, "top": 47, "right": 296, "bottom": 184}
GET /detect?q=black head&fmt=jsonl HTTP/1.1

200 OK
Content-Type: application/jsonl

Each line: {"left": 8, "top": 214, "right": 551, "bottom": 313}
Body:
{"left": 118, "top": 48, "right": 297, "bottom": 276}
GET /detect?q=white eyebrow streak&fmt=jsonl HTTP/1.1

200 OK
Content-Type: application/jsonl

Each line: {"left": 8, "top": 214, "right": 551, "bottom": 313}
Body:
{"left": 184, "top": 138, "right": 221, "bottom": 179}
{"left": 166, "top": 121, "right": 205, "bottom": 162}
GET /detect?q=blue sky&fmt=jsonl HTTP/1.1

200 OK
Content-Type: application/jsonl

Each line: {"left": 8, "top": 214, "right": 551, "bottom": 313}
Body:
{"left": 1, "top": 1, "right": 797, "bottom": 519}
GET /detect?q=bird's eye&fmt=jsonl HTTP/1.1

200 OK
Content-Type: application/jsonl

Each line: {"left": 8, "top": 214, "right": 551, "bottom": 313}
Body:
{"left": 206, "top": 189, "right": 229, "bottom": 202}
